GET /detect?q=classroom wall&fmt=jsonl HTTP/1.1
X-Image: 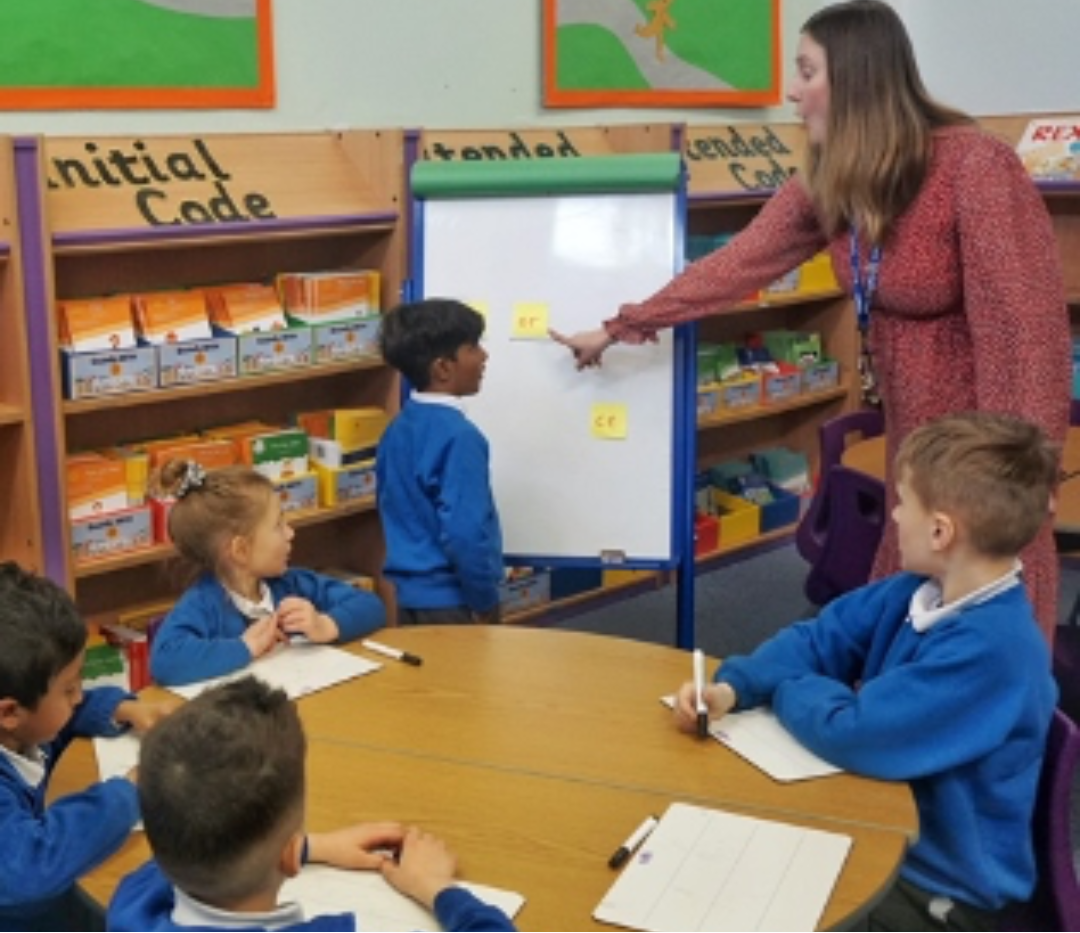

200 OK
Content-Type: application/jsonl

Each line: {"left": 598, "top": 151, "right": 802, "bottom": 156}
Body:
{"left": 890, "top": 0, "right": 1080, "bottom": 117}
{"left": 0, "top": 2, "right": 1071, "bottom": 138}
{"left": 0, "top": 0, "right": 820, "bottom": 136}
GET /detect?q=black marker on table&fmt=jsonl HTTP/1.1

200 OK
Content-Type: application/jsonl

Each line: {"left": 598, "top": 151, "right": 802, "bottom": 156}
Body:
{"left": 608, "top": 814, "right": 659, "bottom": 869}
{"left": 362, "top": 639, "right": 423, "bottom": 666}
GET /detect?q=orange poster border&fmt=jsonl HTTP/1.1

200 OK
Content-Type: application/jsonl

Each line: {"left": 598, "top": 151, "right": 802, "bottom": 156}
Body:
{"left": 543, "top": 0, "right": 781, "bottom": 109}
{"left": 0, "top": 0, "right": 275, "bottom": 111}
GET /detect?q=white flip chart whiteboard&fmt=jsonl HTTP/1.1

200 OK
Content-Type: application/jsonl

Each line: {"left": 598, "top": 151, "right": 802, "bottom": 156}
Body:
{"left": 412, "top": 154, "right": 688, "bottom": 565}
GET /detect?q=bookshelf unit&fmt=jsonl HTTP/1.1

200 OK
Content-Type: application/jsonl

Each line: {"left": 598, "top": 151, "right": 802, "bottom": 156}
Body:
{"left": 682, "top": 122, "right": 860, "bottom": 568}
{"left": 0, "top": 137, "right": 42, "bottom": 571}
{"left": 17, "top": 130, "right": 406, "bottom": 620}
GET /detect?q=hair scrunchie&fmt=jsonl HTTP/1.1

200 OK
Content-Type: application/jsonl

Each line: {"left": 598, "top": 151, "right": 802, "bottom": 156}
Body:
{"left": 175, "top": 461, "right": 207, "bottom": 499}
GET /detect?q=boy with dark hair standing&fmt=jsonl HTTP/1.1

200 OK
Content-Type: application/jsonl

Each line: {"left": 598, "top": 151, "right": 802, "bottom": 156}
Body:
{"left": 673, "top": 412, "right": 1060, "bottom": 932}
{"left": 107, "top": 675, "right": 518, "bottom": 931}
{"left": 0, "top": 561, "right": 175, "bottom": 931}
{"left": 377, "top": 298, "right": 504, "bottom": 625}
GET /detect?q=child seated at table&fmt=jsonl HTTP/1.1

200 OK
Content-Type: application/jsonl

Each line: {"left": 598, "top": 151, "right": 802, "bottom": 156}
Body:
{"left": 107, "top": 675, "right": 519, "bottom": 931}
{"left": 149, "top": 460, "right": 386, "bottom": 686}
{"left": 0, "top": 561, "right": 176, "bottom": 932}
{"left": 672, "top": 411, "right": 1059, "bottom": 932}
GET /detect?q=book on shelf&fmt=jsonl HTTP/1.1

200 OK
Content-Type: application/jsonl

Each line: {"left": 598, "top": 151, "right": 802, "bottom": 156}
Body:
{"left": 1015, "top": 116, "right": 1080, "bottom": 181}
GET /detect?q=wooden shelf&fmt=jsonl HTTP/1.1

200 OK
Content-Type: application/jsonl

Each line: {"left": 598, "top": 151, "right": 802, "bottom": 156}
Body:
{"left": 688, "top": 190, "right": 776, "bottom": 210}
{"left": 63, "top": 356, "right": 386, "bottom": 416}
{"left": 0, "top": 402, "right": 25, "bottom": 426}
{"left": 728, "top": 288, "right": 845, "bottom": 314}
{"left": 503, "top": 570, "right": 665, "bottom": 626}
{"left": 73, "top": 497, "right": 377, "bottom": 579}
{"left": 698, "top": 383, "right": 850, "bottom": 430}
{"left": 1036, "top": 180, "right": 1080, "bottom": 199}
{"left": 53, "top": 213, "right": 398, "bottom": 256}
{"left": 695, "top": 526, "right": 797, "bottom": 573}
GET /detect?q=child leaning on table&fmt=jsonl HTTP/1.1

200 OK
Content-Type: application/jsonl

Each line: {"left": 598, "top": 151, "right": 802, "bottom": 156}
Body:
{"left": 107, "top": 674, "right": 519, "bottom": 932}
{"left": 376, "top": 298, "right": 504, "bottom": 625}
{"left": 148, "top": 460, "right": 386, "bottom": 687}
{"left": 674, "top": 411, "right": 1059, "bottom": 933}
{"left": 0, "top": 561, "right": 177, "bottom": 932}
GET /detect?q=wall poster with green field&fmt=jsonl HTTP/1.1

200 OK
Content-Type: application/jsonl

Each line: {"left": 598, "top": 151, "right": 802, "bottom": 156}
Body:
{"left": 0, "top": 0, "right": 274, "bottom": 110}
{"left": 544, "top": 0, "right": 780, "bottom": 109}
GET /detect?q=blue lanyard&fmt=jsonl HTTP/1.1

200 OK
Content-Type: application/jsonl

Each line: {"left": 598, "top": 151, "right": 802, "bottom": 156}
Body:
{"left": 849, "top": 229, "right": 882, "bottom": 333}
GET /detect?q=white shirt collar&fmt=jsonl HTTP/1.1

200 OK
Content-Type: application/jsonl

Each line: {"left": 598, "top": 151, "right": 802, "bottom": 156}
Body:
{"left": 907, "top": 560, "right": 1023, "bottom": 633}
{"left": 226, "top": 581, "right": 275, "bottom": 621}
{"left": 172, "top": 884, "right": 306, "bottom": 930}
{"left": 411, "top": 390, "right": 466, "bottom": 413}
{"left": 0, "top": 742, "right": 46, "bottom": 786}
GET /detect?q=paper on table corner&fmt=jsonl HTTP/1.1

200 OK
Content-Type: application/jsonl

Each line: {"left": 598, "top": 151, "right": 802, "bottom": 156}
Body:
{"left": 658, "top": 694, "right": 841, "bottom": 782}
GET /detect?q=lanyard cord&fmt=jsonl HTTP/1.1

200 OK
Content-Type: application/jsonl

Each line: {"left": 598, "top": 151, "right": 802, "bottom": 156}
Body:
{"left": 849, "top": 227, "right": 884, "bottom": 407}
{"left": 849, "top": 228, "right": 882, "bottom": 333}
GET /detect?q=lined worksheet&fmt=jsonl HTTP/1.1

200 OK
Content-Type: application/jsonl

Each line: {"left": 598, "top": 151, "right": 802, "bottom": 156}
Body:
{"left": 594, "top": 802, "right": 851, "bottom": 932}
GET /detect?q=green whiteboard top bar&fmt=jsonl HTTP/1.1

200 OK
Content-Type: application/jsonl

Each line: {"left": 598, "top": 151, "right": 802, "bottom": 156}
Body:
{"left": 412, "top": 153, "right": 682, "bottom": 198}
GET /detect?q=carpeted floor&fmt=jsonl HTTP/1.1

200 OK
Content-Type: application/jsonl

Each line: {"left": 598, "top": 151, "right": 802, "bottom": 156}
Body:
{"left": 551, "top": 540, "right": 1080, "bottom": 654}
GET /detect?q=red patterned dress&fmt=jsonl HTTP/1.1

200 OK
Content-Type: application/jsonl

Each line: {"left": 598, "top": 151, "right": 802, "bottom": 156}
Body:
{"left": 606, "top": 126, "right": 1071, "bottom": 643}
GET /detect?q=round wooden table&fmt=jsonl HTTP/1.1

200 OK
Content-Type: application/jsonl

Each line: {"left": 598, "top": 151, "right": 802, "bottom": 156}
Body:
{"left": 55, "top": 625, "right": 916, "bottom": 931}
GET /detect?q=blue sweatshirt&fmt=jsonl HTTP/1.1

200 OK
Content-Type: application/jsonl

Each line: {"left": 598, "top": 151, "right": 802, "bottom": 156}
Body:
{"left": 107, "top": 860, "right": 519, "bottom": 931}
{"left": 150, "top": 569, "right": 385, "bottom": 686}
{"left": 376, "top": 398, "right": 503, "bottom": 614}
{"left": 0, "top": 686, "right": 140, "bottom": 931}
{"left": 715, "top": 572, "right": 1056, "bottom": 911}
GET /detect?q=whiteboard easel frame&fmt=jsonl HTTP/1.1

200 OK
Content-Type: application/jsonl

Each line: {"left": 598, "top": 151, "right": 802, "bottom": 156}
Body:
{"left": 405, "top": 155, "right": 696, "bottom": 643}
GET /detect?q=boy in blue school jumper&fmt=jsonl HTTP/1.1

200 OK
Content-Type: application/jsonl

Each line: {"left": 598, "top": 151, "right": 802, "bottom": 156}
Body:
{"left": 674, "top": 412, "right": 1059, "bottom": 932}
{"left": 149, "top": 461, "right": 386, "bottom": 686}
{"left": 376, "top": 298, "right": 504, "bottom": 624}
{"left": 107, "top": 675, "right": 518, "bottom": 932}
{"left": 0, "top": 561, "right": 176, "bottom": 931}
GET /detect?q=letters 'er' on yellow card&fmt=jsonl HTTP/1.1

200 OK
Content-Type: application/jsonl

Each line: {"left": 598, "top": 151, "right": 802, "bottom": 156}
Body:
{"left": 591, "top": 403, "right": 628, "bottom": 440}
{"left": 510, "top": 302, "right": 549, "bottom": 339}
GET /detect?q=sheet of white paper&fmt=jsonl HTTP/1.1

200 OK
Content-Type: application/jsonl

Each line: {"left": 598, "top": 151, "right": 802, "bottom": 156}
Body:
{"left": 281, "top": 864, "right": 525, "bottom": 932}
{"left": 169, "top": 643, "right": 381, "bottom": 701}
{"left": 594, "top": 801, "right": 851, "bottom": 932}
{"left": 659, "top": 696, "right": 841, "bottom": 782}
{"left": 93, "top": 733, "right": 143, "bottom": 830}
{"left": 93, "top": 732, "right": 140, "bottom": 780}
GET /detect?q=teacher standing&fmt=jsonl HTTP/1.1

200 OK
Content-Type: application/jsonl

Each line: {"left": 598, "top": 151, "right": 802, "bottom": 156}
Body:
{"left": 551, "top": 0, "right": 1070, "bottom": 644}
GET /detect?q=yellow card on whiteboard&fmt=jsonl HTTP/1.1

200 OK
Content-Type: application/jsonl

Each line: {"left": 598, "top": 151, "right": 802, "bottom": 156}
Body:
{"left": 591, "top": 403, "right": 628, "bottom": 440}
{"left": 511, "top": 302, "right": 549, "bottom": 339}
{"left": 466, "top": 300, "right": 489, "bottom": 320}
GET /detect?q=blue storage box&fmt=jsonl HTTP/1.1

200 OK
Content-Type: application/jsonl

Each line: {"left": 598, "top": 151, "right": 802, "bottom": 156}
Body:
{"left": 758, "top": 482, "right": 801, "bottom": 533}
{"left": 549, "top": 567, "right": 604, "bottom": 601}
